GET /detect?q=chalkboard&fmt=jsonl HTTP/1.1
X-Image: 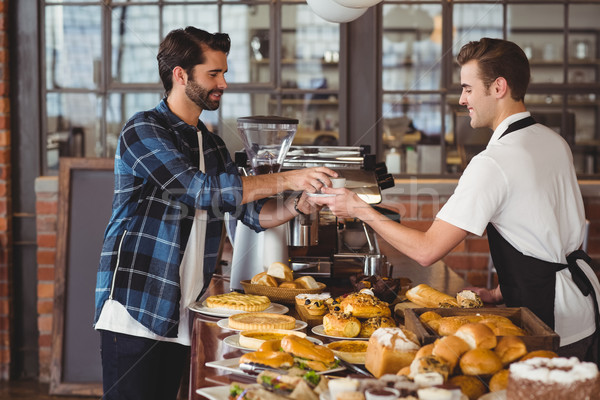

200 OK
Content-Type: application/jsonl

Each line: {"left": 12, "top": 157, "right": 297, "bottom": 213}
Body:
{"left": 50, "top": 157, "right": 114, "bottom": 396}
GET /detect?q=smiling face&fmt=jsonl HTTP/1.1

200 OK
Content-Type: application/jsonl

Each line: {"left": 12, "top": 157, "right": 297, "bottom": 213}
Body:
{"left": 185, "top": 48, "right": 228, "bottom": 111}
{"left": 459, "top": 60, "right": 497, "bottom": 130}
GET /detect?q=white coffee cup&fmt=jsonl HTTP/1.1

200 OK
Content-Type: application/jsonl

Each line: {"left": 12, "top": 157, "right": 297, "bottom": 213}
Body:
{"left": 330, "top": 177, "right": 346, "bottom": 188}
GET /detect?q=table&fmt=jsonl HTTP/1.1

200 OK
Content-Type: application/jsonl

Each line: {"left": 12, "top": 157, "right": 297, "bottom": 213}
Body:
{"left": 188, "top": 246, "right": 469, "bottom": 399}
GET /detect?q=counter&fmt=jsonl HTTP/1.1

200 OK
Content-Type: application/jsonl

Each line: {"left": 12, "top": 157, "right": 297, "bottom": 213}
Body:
{"left": 188, "top": 245, "right": 469, "bottom": 399}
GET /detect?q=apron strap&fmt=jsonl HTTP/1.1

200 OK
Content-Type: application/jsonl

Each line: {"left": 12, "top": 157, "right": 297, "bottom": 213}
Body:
{"left": 499, "top": 116, "right": 536, "bottom": 139}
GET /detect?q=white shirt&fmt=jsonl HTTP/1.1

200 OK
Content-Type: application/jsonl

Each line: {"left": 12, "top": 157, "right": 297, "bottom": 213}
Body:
{"left": 96, "top": 130, "right": 207, "bottom": 346}
{"left": 437, "top": 112, "right": 597, "bottom": 346}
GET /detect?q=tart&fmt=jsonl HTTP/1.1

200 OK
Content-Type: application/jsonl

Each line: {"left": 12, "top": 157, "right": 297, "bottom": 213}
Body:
{"left": 205, "top": 292, "right": 271, "bottom": 312}
{"left": 327, "top": 340, "right": 369, "bottom": 364}
{"left": 228, "top": 312, "right": 296, "bottom": 331}
{"left": 238, "top": 329, "right": 306, "bottom": 350}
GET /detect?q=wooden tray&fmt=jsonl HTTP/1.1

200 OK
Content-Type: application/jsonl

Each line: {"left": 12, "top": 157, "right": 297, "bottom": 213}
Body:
{"left": 295, "top": 304, "right": 325, "bottom": 328}
{"left": 240, "top": 280, "right": 326, "bottom": 305}
{"left": 404, "top": 307, "right": 559, "bottom": 352}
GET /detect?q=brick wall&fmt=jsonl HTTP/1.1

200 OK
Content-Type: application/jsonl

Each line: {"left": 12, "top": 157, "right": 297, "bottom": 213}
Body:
{"left": 0, "top": 0, "right": 10, "bottom": 381}
{"left": 35, "top": 178, "right": 57, "bottom": 382}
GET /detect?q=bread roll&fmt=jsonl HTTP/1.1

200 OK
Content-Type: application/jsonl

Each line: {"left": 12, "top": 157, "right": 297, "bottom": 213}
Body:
{"left": 359, "top": 316, "right": 396, "bottom": 338}
{"left": 341, "top": 293, "right": 391, "bottom": 319}
{"left": 453, "top": 323, "right": 497, "bottom": 350}
{"left": 433, "top": 316, "right": 471, "bottom": 336}
{"left": 447, "top": 375, "right": 487, "bottom": 400}
{"left": 365, "top": 327, "right": 420, "bottom": 378}
{"left": 419, "top": 311, "right": 442, "bottom": 324}
{"left": 432, "top": 335, "right": 470, "bottom": 372}
{"left": 278, "top": 281, "right": 300, "bottom": 289}
{"left": 519, "top": 349, "right": 558, "bottom": 361}
{"left": 456, "top": 290, "right": 483, "bottom": 308}
{"left": 489, "top": 369, "right": 509, "bottom": 392}
{"left": 494, "top": 335, "right": 527, "bottom": 365}
{"left": 415, "top": 343, "right": 435, "bottom": 360}
{"left": 409, "top": 355, "right": 450, "bottom": 381}
{"left": 323, "top": 312, "right": 361, "bottom": 338}
{"left": 459, "top": 348, "right": 503, "bottom": 376}
{"left": 251, "top": 271, "right": 278, "bottom": 287}
{"left": 267, "top": 262, "right": 294, "bottom": 282}
{"left": 294, "top": 276, "right": 321, "bottom": 289}
{"left": 406, "top": 284, "right": 458, "bottom": 308}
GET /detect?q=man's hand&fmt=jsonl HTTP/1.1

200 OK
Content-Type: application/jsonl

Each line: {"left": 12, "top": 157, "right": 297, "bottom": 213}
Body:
{"left": 308, "top": 187, "right": 374, "bottom": 220}
{"left": 280, "top": 167, "right": 337, "bottom": 193}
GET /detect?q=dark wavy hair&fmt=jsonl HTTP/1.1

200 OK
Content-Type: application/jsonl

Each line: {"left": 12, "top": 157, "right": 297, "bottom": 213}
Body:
{"left": 457, "top": 38, "right": 530, "bottom": 102}
{"left": 157, "top": 26, "right": 231, "bottom": 95}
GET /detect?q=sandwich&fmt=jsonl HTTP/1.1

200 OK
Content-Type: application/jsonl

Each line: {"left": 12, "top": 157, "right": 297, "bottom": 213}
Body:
{"left": 280, "top": 335, "right": 338, "bottom": 372}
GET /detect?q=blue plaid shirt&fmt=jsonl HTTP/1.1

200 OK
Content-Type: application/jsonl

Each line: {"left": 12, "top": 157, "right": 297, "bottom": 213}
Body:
{"left": 94, "top": 99, "right": 265, "bottom": 337}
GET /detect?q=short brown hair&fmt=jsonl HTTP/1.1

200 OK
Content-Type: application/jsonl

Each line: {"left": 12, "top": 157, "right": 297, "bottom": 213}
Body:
{"left": 457, "top": 38, "right": 530, "bottom": 102}
{"left": 157, "top": 27, "right": 231, "bottom": 95}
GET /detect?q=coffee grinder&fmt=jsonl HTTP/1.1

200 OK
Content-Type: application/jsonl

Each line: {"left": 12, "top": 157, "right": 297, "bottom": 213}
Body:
{"left": 229, "top": 116, "right": 298, "bottom": 291}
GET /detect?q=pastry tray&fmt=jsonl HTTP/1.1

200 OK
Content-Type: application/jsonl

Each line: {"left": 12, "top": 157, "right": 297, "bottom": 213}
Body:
{"left": 404, "top": 307, "right": 559, "bottom": 352}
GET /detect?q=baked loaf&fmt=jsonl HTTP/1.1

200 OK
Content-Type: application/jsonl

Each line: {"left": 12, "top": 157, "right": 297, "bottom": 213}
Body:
{"left": 340, "top": 292, "right": 391, "bottom": 318}
{"left": 267, "top": 262, "right": 294, "bottom": 282}
{"left": 507, "top": 357, "right": 599, "bottom": 400}
{"left": 250, "top": 272, "right": 278, "bottom": 287}
{"left": 323, "top": 312, "right": 361, "bottom": 338}
{"left": 365, "top": 327, "right": 420, "bottom": 378}
{"left": 228, "top": 312, "right": 296, "bottom": 331}
{"left": 405, "top": 284, "right": 458, "bottom": 308}
{"left": 294, "top": 276, "right": 321, "bottom": 289}
{"left": 359, "top": 316, "right": 396, "bottom": 338}
{"left": 205, "top": 292, "right": 271, "bottom": 311}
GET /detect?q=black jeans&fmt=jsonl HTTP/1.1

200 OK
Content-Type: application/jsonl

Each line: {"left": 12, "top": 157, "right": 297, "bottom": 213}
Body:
{"left": 558, "top": 330, "right": 599, "bottom": 366}
{"left": 100, "top": 330, "right": 189, "bottom": 400}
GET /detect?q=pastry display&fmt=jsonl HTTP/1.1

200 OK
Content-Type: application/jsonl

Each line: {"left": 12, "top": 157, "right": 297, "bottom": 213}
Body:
{"left": 364, "top": 327, "right": 420, "bottom": 378}
{"left": 228, "top": 312, "right": 296, "bottom": 331}
{"left": 422, "top": 314, "right": 526, "bottom": 337}
{"left": 507, "top": 357, "right": 599, "bottom": 400}
{"left": 205, "top": 291, "right": 271, "bottom": 312}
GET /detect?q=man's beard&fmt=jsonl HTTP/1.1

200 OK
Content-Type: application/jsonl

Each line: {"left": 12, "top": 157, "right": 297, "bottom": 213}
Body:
{"left": 185, "top": 78, "right": 222, "bottom": 111}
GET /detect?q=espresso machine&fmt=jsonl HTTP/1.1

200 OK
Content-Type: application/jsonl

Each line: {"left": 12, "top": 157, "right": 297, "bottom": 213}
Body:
{"left": 229, "top": 116, "right": 397, "bottom": 291}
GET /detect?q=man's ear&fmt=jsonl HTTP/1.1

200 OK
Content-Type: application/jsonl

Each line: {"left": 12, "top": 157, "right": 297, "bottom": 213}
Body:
{"left": 494, "top": 77, "right": 509, "bottom": 99}
{"left": 172, "top": 66, "right": 187, "bottom": 86}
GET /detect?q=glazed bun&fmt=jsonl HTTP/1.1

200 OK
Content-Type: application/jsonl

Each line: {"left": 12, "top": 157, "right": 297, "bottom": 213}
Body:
{"left": 251, "top": 271, "right": 278, "bottom": 287}
{"left": 294, "top": 276, "right": 321, "bottom": 289}
{"left": 323, "top": 312, "right": 361, "bottom": 338}
{"left": 341, "top": 293, "right": 391, "bottom": 319}
{"left": 267, "top": 262, "right": 294, "bottom": 282}
{"left": 432, "top": 316, "right": 471, "bottom": 336}
{"left": 419, "top": 311, "right": 442, "bottom": 324}
{"left": 454, "top": 323, "right": 497, "bottom": 350}
{"left": 432, "top": 335, "right": 470, "bottom": 372}
{"left": 448, "top": 375, "right": 487, "bottom": 400}
{"left": 239, "top": 350, "right": 294, "bottom": 369}
{"left": 359, "top": 316, "right": 396, "bottom": 338}
{"left": 459, "top": 348, "right": 503, "bottom": 376}
{"left": 519, "top": 349, "right": 558, "bottom": 361}
{"left": 494, "top": 335, "right": 527, "bottom": 365}
{"left": 489, "top": 369, "right": 509, "bottom": 392}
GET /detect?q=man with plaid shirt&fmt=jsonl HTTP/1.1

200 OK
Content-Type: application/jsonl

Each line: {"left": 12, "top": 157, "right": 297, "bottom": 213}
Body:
{"left": 94, "top": 27, "right": 335, "bottom": 400}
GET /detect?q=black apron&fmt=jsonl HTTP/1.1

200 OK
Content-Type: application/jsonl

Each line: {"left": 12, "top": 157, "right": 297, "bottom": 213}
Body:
{"left": 487, "top": 116, "right": 600, "bottom": 350}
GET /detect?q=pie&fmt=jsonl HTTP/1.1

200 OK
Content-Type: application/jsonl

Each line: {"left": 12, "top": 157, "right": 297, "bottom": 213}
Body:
{"left": 326, "top": 340, "right": 369, "bottom": 364}
{"left": 205, "top": 292, "right": 271, "bottom": 312}
{"left": 228, "top": 312, "right": 296, "bottom": 330}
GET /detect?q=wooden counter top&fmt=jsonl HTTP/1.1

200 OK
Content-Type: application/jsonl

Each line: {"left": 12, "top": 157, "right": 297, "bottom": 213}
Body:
{"left": 188, "top": 242, "right": 469, "bottom": 399}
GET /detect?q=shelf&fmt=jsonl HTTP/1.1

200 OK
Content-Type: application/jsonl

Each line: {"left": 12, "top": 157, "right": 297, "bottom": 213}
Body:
{"left": 269, "top": 98, "right": 338, "bottom": 106}
{"left": 252, "top": 58, "right": 338, "bottom": 66}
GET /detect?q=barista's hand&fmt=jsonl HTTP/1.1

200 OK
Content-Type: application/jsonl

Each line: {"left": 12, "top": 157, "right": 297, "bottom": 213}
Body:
{"left": 280, "top": 167, "right": 337, "bottom": 193}
{"left": 308, "top": 187, "right": 372, "bottom": 219}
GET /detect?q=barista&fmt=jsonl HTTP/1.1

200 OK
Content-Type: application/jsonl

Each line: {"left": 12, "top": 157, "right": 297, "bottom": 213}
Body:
{"left": 312, "top": 38, "right": 600, "bottom": 365}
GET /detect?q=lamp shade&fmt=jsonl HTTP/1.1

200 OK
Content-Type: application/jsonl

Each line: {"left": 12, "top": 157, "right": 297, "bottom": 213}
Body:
{"left": 332, "top": 0, "right": 383, "bottom": 9}
{"left": 306, "top": 0, "right": 368, "bottom": 23}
